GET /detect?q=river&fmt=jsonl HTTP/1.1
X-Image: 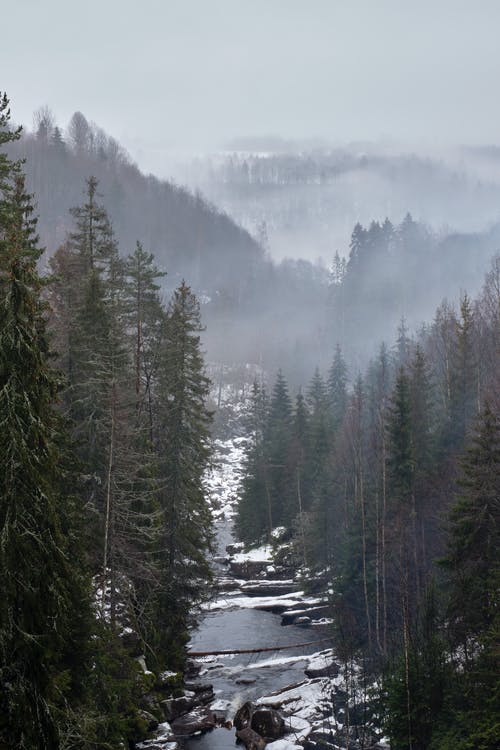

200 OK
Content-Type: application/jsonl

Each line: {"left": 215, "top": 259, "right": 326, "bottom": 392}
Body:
{"left": 181, "top": 515, "right": 326, "bottom": 749}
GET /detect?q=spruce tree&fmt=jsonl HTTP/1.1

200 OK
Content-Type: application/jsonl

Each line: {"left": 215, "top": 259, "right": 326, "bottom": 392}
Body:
{"left": 265, "top": 370, "right": 293, "bottom": 528}
{"left": 150, "top": 282, "right": 213, "bottom": 668}
{"left": 327, "top": 344, "right": 348, "bottom": 431}
{"left": 0, "top": 168, "right": 90, "bottom": 747}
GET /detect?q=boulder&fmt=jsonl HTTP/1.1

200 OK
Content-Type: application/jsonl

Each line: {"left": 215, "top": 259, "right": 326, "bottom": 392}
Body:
{"left": 236, "top": 726, "right": 267, "bottom": 750}
{"left": 295, "top": 616, "right": 311, "bottom": 627}
{"left": 234, "top": 701, "right": 253, "bottom": 730}
{"left": 161, "top": 696, "right": 191, "bottom": 721}
{"left": 305, "top": 650, "right": 340, "bottom": 679}
{"left": 281, "top": 604, "right": 330, "bottom": 625}
{"left": 229, "top": 559, "right": 270, "bottom": 578}
{"left": 240, "top": 580, "right": 299, "bottom": 596}
{"left": 171, "top": 708, "right": 217, "bottom": 736}
{"left": 251, "top": 707, "right": 285, "bottom": 740}
{"left": 235, "top": 676, "right": 257, "bottom": 685}
{"left": 138, "top": 710, "right": 159, "bottom": 732}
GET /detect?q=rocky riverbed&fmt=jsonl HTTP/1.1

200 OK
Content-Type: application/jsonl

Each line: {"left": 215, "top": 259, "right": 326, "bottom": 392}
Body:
{"left": 137, "top": 379, "right": 389, "bottom": 750}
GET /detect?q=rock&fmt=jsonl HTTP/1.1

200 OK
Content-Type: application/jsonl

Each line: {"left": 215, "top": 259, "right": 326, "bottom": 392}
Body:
{"left": 184, "top": 659, "right": 201, "bottom": 680}
{"left": 171, "top": 708, "right": 217, "bottom": 736}
{"left": 304, "top": 662, "right": 339, "bottom": 678}
{"left": 212, "top": 555, "right": 228, "bottom": 565}
{"left": 251, "top": 707, "right": 285, "bottom": 740}
{"left": 281, "top": 605, "right": 330, "bottom": 625}
{"left": 229, "top": 559, "right": 270, "bottom": 578}
{"left": 225, "top": 542, "right": 244, "bottom": 555}
{"left": 235, "top": 676, "right": 257, "bottom": 685}
{"left": 216, "top": 576, "right": 242, "bottom": 591}
{"left": 136, "top": 720, "right": 178, "bottom": 749}
{"left": 234, "top": 701, "right": 253, "bottom": 730}
{"left": 193, "top": 688, "right": 215, "bottom": 706}
{"left": 236, "top": 727, "right": 267, "bottom": 749}
{"left": 138, "top": 710, "right": 159, "bottom": 732}
{"left": 304, "top": 729, "right": 337, "bottom": 749}
{"left": 240, "top": 580, "right": 299, "bottom": 596}
{"left": 305, "top": 650, "right": 340, "bottom": 679}
{"left": 183, "top": 681, "right": 213, "bottom": 695}
{"left": 295, "top": 616, "right": 311, "bottom": 626}
{"left": 161, "top": 689, "right": 207, "bottom": 721}
{"left": 161, "top": 697, "right": 188, "bottom": 721}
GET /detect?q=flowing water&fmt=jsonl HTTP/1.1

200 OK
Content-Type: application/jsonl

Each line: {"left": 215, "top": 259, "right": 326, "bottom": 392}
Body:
{"left": 181, "top": 521, "right": 326, "bottom": 749}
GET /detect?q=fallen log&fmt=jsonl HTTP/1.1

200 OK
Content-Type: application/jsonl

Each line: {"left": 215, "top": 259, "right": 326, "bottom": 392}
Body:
{"left": 188, "top": 636, "right": 332, "bottom": 657}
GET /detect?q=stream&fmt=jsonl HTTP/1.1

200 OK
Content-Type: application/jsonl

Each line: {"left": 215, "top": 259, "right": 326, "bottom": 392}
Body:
{"left": 181, "top": 516, "right": 326, "bottom": 749}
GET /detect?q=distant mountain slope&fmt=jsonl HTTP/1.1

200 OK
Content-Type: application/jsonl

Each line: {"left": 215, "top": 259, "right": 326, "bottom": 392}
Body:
{"left": 175, "top": 145, "right": 500, "bottom": 261}
{"left": 9, "top": 114, "right": 500, "bottom": 379}
{"left": 9, "top": 114, "right": 264, "bottom": 292}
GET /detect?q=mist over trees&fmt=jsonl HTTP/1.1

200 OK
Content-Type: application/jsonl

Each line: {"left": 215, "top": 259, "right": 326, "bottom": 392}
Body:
{"left": 1, "top": 93, "right": 499, "bottom": 749}
{"left": 8, "top": 110, "right": 500, "bottom": 381}
{"left": 178, "top": 145, "right": 500, "bottom": 261}
{"left": 235, "top": 255, "right": 500, "bottom": 749}
{"left": 1, "top": 96, "right": 214, "bottom": 747}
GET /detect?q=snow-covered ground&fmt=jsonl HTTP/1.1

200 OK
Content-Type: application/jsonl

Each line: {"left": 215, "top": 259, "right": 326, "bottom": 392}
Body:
{"left": 143, "top": 375, "right": 388, "bottom": 750}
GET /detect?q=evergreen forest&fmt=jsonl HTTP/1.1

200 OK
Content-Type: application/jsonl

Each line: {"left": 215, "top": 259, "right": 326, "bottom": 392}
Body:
{"left": 1, "top": 87, "right": 499, "bottom": 750}
{"left": 1, "top": 94, "right": 214, "bottom": 748}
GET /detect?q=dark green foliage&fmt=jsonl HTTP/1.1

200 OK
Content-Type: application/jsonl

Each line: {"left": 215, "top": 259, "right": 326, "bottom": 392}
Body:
{"left": 384, "top": 584, "right": 448, "bottom": 750}
{"left": 387, "top": 368, "right": 414, "bottom": 504}
{"left": 2, "top": 95, "right": 216, "bottom": 746}
{"left": 0, "top": 130, "right": 91, "bottom": 747}
{"left": 236, "top": 251, "right": 499, "bottom": 747}
{"left": 148, "top": 282, "right": 214, "bottom": 669}
{"left": 442, "top": 402, "right": 499, "bottom": 651}
{"left": 327, "top": 344, "right": 348, "bottom": 430}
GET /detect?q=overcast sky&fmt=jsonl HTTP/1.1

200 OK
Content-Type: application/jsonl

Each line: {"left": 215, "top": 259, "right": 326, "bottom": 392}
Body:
{"left": 2, "top": 0, "right": 499, "bottom": 174}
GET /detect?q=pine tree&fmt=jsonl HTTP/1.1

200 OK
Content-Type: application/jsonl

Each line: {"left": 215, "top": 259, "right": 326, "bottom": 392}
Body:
{"left": 265, "top": 370, "right": 294, "bottom": 528}
{"left": 327, "top": 344, "right": 348, "bottom": 431}
{"left": 442, "top": 402, "right": 500, "bottom": 655}
{"left": 124, "top": 241, "right": 166, "bottom": 432}
{"left": 448, "top": 293, "right": 478, "bottom": 448}
{"left": 0, "top": 167, "right": 90, "bottom": 747}
{"left": 150, "top": 282, "right": 213, "bottom": 668}
{"left": 387, "top": 368, "right": 414, "bottom": 505}
{"left": 237, "top": 381, "right": 270, "bottom": 543}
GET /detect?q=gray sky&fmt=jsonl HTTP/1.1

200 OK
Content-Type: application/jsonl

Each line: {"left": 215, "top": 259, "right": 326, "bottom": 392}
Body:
{"left": 2, "top": 0, "right": 500, "bottom": 174}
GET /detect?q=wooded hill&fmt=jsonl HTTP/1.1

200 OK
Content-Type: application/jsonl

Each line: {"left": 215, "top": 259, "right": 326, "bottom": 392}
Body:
{"left": 8, "top": 110, "right": 264, "bottom": 293}
{"left": 236, "top": 256, "right": 500, "bottom": 749}
{"left": 9, "top": 111, "right": 500, "bottom": 381}
{"left": 1, "top": 95, "right": 214, "bottom": 749}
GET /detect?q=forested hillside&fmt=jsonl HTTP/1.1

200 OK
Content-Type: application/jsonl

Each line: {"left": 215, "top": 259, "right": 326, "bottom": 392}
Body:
{"left": 8, "top": 111, "right": 500, "bottom": 380}
{"left": 236, "top": 255, "right": 500, "bottom": 748}
{"left": 0, "top": 95, "right": 214, "bottom": 748}
{"left": 8, "top": 109, "right": 264, "bottom": 292}
{"left": 179, "top": 144, "right": 500, "bottom": 261}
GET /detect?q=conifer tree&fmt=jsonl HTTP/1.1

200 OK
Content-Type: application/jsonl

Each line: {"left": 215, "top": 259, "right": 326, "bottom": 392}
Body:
{"left": 124, "top": 241, "right": 166, "bottom": 428}
{"left": 327, "top": 344, "right": 348, "bottom": 430}
{"left": 0, "top": 163, "right": 90, "bottom": 747}
{"left": 237, "top": 381, "right": 270, "bottom": 543}
{"left": 443, "top": 402, "right": 499, "bottom": 655}
{"left": 265, "top": 370, "right": 294, "bottom": 527}
{"left": 150, "top": 282, "right": 213, "bottom": 667}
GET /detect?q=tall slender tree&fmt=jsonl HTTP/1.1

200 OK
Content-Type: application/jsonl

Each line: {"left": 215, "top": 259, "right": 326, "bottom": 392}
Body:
{"left": 0, "top": 159, "right": 90, "bottom": 748}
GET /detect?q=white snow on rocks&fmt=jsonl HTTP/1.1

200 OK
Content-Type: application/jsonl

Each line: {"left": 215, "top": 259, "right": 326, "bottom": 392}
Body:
{"left": 201, "top": 592, "right": 322, "bottom": 612}
{"left": 136, "top": 721, "right": 178, "bottom": 749}
{"left": 230, "top": 544, "right": 273, "bottom": 563}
